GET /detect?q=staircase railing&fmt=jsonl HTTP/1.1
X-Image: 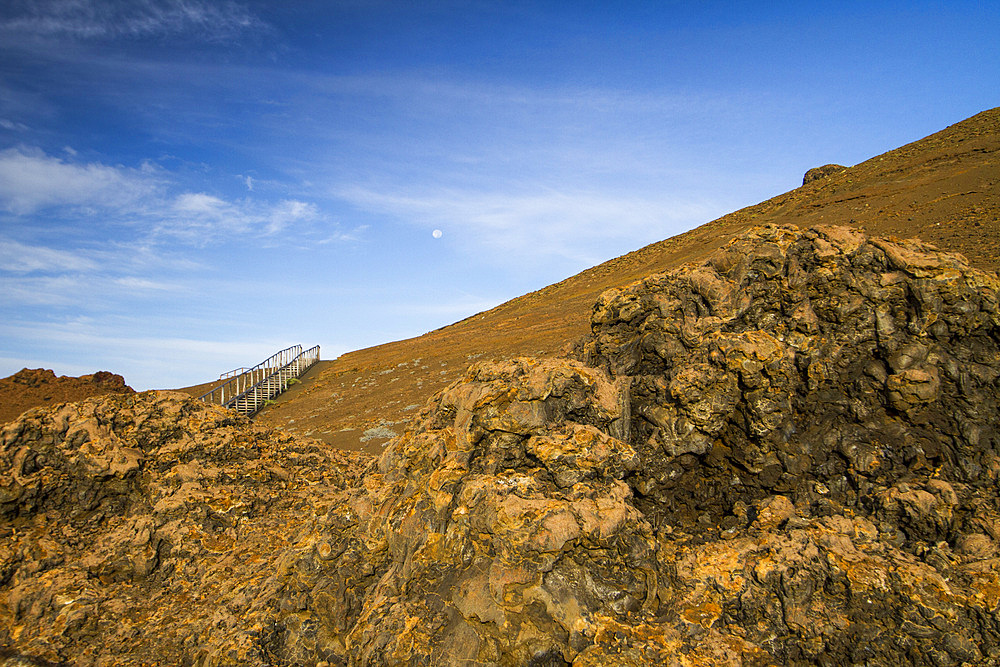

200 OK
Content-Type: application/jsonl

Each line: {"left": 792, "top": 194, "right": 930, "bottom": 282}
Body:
{"left": 219, "top": 366, "right": 249, "bottom": 380}
{"left": 197, "top": 344, "right": 320, "bottom": 416}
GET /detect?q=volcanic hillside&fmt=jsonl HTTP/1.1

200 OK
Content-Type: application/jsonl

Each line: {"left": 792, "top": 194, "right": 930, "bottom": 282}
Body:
{"left": 255, "top": 107, "right": 1000, "bottom": 452}
{"left": 5, "top": 223, "right": 1000, "bottom": 664}
{"left": 3, "top": 109, "right": 1000, "bottom": 666}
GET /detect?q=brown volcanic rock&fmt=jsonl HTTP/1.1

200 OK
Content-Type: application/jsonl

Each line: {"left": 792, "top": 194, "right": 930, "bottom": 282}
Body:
{"left": 802, "top": 163, "right": 846, "bottom": 185}
{"left": 324, "top": 226, "right": 999, "bottom": 666}
{"left": 0, "top": 391, "right": 367, "bottom": 664}
{"left": 582, "top": 225, "right": 1000, "bottom": 528}
{"left": 342, "top": 359, "right": 651, "bottom": 664}
{"left": 4, "top": 225, "right": 1000, "bottom": 664}
{"left": 0, "top": 368, "right": 134, "bottom": 426}
{"left": 256, "top": 107, "right": 1000, "bottom": 452}
{"left": 266, "top": 225, "right": 1000, "bottom": 665}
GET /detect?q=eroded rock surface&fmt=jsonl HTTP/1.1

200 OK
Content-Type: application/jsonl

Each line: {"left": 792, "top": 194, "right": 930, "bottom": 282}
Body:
{"left": 0, "top": 392, "right": 367, "bottom": 665}
{"left": 802, "top": 164, "right": 847, "bottom": 185}
{"left": 3, "top": 225, "right": 1000, "bottom": 665}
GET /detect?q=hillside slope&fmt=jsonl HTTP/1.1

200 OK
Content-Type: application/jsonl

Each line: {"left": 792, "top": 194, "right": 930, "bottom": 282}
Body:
{"left": 257, "top": 107, "right": 999, "bottom": 453}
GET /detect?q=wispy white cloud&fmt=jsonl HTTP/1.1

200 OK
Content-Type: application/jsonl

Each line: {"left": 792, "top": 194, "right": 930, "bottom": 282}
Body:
{"left": 0, "top": 275, "right": 94, "bottom": 307}
{"left": 338, "top": 185, "right": 718, "bottom": 266}
{"left": 0, "top": 238, "right": 99, "bottom": 273}
{"left": 0, "top": 147, "right": 335, "bottom": 247}
{"left": 159, "top": 192, "right": 321, "bottom": 242}
{"left": 3, "top": 322, "right": 281, "bottom": 360}
{"left": 171, "top": 192, "right": 229, "bottom": 222}
{"left": 0, "top": 271, "right": 187, "bottom": 308}
{"left": 0, "top": 147, "right": 161, "bottom": 215}
{"left": 113, "top": 277, "right": 181, "bottom": 291}
{"left": 0, "top": 118, "right": 29, "bottom": 131}
{"left": 0, "top": 0, "right": 264, "bottom": 42}
{"left": 294, "top": 70, "right": 718, "bottom": 117}
{"left": 315, "top": 225, "right": 368, "bottom": 245}
{"left": 265, "top": 199, "right": 318, "bottom": 235}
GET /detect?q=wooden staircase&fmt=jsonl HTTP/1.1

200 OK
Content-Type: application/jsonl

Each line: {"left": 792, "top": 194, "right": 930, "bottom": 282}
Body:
{"left": 197, "top": 344, "right": 319, "bottom": 416}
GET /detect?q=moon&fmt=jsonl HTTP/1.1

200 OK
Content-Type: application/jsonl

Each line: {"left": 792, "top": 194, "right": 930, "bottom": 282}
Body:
{"left": 432, "top": 229, "right": 443, "bottom": 239}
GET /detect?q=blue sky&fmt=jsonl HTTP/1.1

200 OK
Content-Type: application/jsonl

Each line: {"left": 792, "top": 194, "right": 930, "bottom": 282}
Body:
{"left": 1, "top": 1, "right": 997, "bottom": 390}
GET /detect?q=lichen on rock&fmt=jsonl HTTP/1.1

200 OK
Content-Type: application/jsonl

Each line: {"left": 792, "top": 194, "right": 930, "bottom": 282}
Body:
{"left": 3, "top": 224, "right": 1000, "bottom": 665}
{"left": 0, "top": 391, "right": 368, "bottom": 665}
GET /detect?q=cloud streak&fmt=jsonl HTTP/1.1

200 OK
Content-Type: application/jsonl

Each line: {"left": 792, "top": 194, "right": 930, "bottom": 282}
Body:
{"left": 0, "top": 147, "right": 333, "bottom": 247}
{"left": 338, "top": 185, "right": 720, "bottom": 266}
{"left": 161, "top": 192, "right": 320, "bottom": 242}
{"left": 0, "top": 270, "right": 189, "bottom": 309}
{"left": 0, "top": 238, "right": 99, "bottom": 274}
{"left": 0, "top": 0, "right": 264, "bottom": 42}
{"left": 0, "top": 147, "right": 161, "bottom": 215}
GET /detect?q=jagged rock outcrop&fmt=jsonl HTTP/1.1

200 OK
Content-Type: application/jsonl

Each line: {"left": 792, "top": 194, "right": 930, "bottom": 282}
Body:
{"left": 575, "top": 224, "right": 1000, "bottom": 664}
{"left": 0, "top": 369, "right": 134, "bottom": 426}
{"left": 285, "top": 224, "right": 1000, "bottom": 665}
{"left": 802, "top": 164, "right": 846, "bottom": 185}
{"left": 2, "top": 225, "right": 1000, "bottom": 665}
{"left": 583, "top": 225, "right": 1000, "bottom": 527}
{"left": 0, "top": 392, "right": 367, "bottom": 665}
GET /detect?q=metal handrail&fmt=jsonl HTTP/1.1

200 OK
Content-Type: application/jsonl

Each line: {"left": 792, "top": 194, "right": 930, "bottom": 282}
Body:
{"left": 197, "top": 344, "right": 320, "bottom": 414}
{"left": 199, "top": 344, "right": 301, "bottom": 406}
{"left": 229, "top": 345, "right": 320, "bottom": 415}
{"left": 220, "top": 366, "right": 250, "bottom": 380}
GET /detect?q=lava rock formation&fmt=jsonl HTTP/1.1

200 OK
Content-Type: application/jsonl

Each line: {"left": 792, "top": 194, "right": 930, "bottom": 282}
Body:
{"left": 2, "top": 224, "right": 999, "bottom": 666}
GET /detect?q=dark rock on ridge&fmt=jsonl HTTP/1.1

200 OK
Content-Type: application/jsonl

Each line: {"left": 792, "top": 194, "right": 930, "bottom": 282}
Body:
{"left": 6, "top": 369, "right": 129, "bottom": 393}
{"left": 8, "top": 369, "right": 59, "bottom": 388}
{"left": 802, "top": 164, "right": 847, "bottom": 185}
{"left": 0, "top": 369, "right": 134, "bottom": 426}
{"left": 3, "top": 224, "right": 1000, "bottom": 665}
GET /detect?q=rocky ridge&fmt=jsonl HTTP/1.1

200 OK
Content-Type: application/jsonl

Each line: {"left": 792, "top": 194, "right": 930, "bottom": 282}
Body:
{"left": 3, "top": 224, "right": 1000, "bottom": 665}
{"left": 0, "top": 369, "right": 133, "bottom": 427}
